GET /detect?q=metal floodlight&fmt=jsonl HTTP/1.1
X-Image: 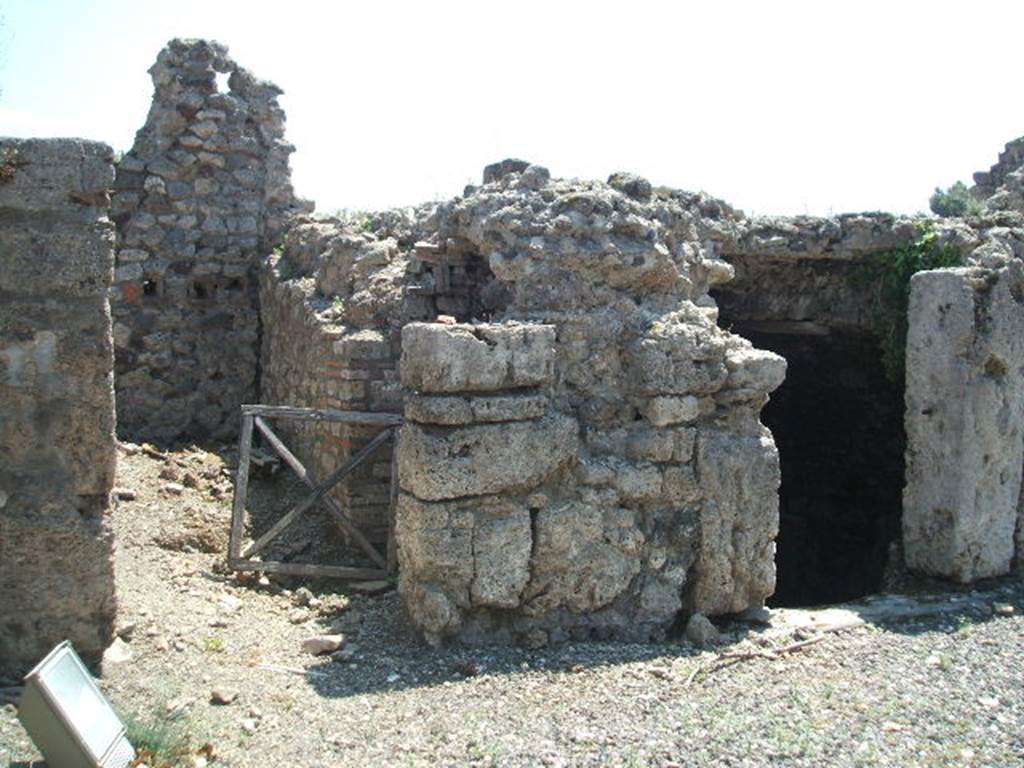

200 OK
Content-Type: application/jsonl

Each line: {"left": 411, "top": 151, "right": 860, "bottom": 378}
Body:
{"left": 17, "top": 641, "right": 135, "bottom": 768}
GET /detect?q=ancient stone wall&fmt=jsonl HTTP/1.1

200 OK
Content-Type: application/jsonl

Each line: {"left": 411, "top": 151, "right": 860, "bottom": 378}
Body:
{"left": 110, "top": 39, "right": 307, "bottom": 442}
{"left": 972, "top": 137, "right": 1024, "bottom": 212}
{"left": 904, "top": 259, "right": 1024, "bottom": 581}
{"left": 393, "top": 168, "right": 786, "bottom": 646}
{"left": 0, "top": 138, "right": 118, "bottom": 673}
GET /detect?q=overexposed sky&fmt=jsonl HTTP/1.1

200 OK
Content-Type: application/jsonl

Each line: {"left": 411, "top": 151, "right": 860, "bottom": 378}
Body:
{"left": 1, "top": 0, "right": 1021, "bottom": 216}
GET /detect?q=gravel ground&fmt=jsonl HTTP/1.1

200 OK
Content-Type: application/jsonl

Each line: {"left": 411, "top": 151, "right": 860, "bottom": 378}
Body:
{"left": 2, "top": 444, "right": 1023, "bottom": 768}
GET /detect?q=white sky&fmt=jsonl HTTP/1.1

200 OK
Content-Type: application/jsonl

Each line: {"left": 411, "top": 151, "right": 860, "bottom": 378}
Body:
{"left": 1, "top": 0, "right": 1021, "bottom": 217}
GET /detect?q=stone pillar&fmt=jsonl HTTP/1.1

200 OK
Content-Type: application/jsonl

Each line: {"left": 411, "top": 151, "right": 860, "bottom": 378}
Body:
{"left": 394, "top": 322, "right": 578, "bottom": 645}
{"left": 903, "top": 264, "right": 1024, "bottom": 581}
{"left": 0, "top": 138, "right": 118, "bottom": 672}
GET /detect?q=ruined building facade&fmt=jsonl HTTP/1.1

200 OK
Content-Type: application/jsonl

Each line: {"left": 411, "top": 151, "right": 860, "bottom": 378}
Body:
{"left": 2, "top": 40, "right": 1023, "bottom": 665}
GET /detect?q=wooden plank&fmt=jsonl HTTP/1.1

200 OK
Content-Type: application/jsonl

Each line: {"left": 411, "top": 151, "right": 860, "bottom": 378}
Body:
{"left": 241, "top": 404, "right": 402, "bottom": 426}
{"left": 228, "top": 414, "right": 254, "bottom": 562}
{"left": 241, "top": 426, "right": 389, "bottom": 560}
{"left": 254, "top": 416, "right": 310, "bottom": 483}
{"left": 250, "top": 417, "right": 389, "bottom": 570}
{"left": 386, "top": 441, "right": 400, "bottom": 574}
{"left": 232, "top": 559, "right": 387, "bottom": 580}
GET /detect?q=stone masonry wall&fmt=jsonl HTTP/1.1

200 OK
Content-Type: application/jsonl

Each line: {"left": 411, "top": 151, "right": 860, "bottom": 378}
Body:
{"left": 394, "top": 167, "right": 786, "bottom": 646}
{"left": 110, "top": 39, "right": 307, "bottom": 442}
{"left": 0, "top": 138, "right": 118, "bottom": 673}
{"left": 258, "top": 251, "right": 402, "bottom": 542}
{"left": 904, "top": 259, "right": 1024, "bottom": 581}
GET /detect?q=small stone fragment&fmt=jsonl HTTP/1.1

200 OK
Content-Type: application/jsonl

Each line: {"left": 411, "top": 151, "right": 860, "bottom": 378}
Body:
{"left": 103, "top": 637, "right": 133, "bottom": 665}
{"left": 993, "top": 603, "right": 1014, "bottom": 616}
{"left": 113, "top": 487, "right": 137, "bottom": 501}
{"left": 209, "top": 688, "right": 237, "bottom": 705}
{"left": 348, "top": 580, "right": 393, "bottom": 596}
{"left": 301, "top": 634, "right": 345, "bottom": 655}
{"left": 162, "top": 482, "right": 185, "bottom": 495}
{"left": 684, "top": 613, "right": 720, "bottom": 646}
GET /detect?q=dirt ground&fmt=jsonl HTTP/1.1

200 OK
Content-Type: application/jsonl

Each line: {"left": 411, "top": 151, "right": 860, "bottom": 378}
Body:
{"left": 1, "top": 443, "right": 1022, "bottom": 768}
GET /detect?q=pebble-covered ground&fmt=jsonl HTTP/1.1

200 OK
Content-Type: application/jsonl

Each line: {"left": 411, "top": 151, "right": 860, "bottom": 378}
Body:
{"left": 1, "top": 445, "right": 1022, "bottom": 768}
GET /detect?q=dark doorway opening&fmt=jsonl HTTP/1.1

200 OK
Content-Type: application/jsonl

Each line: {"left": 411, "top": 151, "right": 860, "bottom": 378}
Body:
{"left": 735, "top": 325, "right": 905, "bottom": 607}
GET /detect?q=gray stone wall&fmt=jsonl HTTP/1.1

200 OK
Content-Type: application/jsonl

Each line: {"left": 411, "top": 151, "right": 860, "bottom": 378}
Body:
{"left": 394, "top": 168, "right": 786, "bottom": 646}
{"left": 903, "top": 262, "right": 1024, "bottom": 581}
{"left": 110, "top": 39, "right": 307, "bottom": 442}
{"left": 972, "top": 137, "right": 1024, "bottom": 212}
{"left": 0, "top": 138, "right": 118, "bottom": 673}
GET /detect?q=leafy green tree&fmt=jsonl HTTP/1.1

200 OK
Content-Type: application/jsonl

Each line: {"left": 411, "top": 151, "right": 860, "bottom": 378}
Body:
{"left": 929, "top": 181, "right": 983, "bottom": 217}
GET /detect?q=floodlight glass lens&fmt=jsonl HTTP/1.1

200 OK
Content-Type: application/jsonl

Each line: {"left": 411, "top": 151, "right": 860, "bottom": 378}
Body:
{"left": 44, "top": 651, "right": 123, "bottom": 759}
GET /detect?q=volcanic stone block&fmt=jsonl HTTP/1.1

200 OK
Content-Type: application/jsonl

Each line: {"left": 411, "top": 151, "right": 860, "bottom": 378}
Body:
{"left": 397, "top": 414, "right": 579, "bottom": 500}
{"left": 522, "top": 503, "right": 644, "bottom": 615}
{"left": 400, "top": 322, "right": 555, "bottom": 393}
{"left": 903, "top": 266, "right": 1024, "bottom": 582}
{"left": 692, "top": 428, "right": 780, "bottom": 615}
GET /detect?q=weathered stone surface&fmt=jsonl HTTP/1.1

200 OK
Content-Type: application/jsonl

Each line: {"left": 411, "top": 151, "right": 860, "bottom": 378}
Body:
{"left": 684, "top": 613, "right": 720, "bottom": 646}
{"left": 395, "top": 494, "right": 532, "bottom": 637}
{"left": 111, "top": 39, "right": 309, "bottom": 442}
{"left": 629, "top": 308, "right": 730, "bottom": 396}
{"left": 400, "top": 322, "right": 555, "bottom": 393}
{"left": 471, "top": 507, "right": 532, "bottom": 608}
{"left": 397, "top": 414, "right": 579, "bottom": 501}
{"left": 692, "top": 428, "right": 780, "bottom": 615}
{"left": 903, "top": 265, "right": 1024, "bottom": 582}
{"left": 404, "top": 393, "right": 548, "bottom": 425}
{"left": 0, "top": 138, "right": 118, "bottom": 674}
{"left": 523, "top": 504, "right": 644, "bottom": 615}
{"left": 643, "top": 396, "right": 700, "bottom": 427}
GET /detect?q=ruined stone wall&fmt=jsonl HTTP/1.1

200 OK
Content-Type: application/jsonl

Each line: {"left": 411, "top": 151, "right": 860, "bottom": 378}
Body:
{"left": 0, "top": 138, "right": 118, "bottom": 672}
{"left": 394, "top": 168, "right": 786, "bottom": 646}
{"left": 972, "top": 137, "right": 1024, "bottom": 212}
{"left": 904, "top": 248, "right": 1024, "bottom": 581}
{"left": 110, "top": 39, "right": 307, "bottom": 442}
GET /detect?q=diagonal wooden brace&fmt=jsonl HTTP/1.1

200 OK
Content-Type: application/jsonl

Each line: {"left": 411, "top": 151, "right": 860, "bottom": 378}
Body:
{"left": 243, "top": 417, "right": 390, "bottom": 570}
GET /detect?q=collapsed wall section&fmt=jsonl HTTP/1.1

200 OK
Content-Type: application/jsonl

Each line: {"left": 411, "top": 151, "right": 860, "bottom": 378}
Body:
{"left": 110, "top": 39, "right": 307, "bottom": 442}
{"left": 0, "top": 138, "right": 118, "bottom": 673}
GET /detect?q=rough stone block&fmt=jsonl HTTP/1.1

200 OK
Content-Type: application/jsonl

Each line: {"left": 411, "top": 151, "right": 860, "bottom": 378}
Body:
{"left": 0, "top": 138, "right": 114, "bottom": 213}
{"left": 692, "top": 428, "right": 780, "bottom": 615}
{"left": 397, "top": 414, "right": 579, "bottom": 501}
{"left": 405, "top": 395, "right": 474, "bottom": 425}
{"left": 523, "top": 504, "right": 643, "bottom": 615}
{"left": 400, "top": 322, "right": 555, "bottom": 393}
{"left": 903, "top": 266, "right": 1024, "bottom": 582}
{"left": 643, "top": 396, "right": 700, "bottom": 427}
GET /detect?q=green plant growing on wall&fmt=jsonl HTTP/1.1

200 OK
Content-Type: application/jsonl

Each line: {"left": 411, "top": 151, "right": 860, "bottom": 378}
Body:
{"left": 929, "top": 181, "right": 984, "bottom": 217}
{"left": 853, "top": 223, "right": 964, "bottom": 387}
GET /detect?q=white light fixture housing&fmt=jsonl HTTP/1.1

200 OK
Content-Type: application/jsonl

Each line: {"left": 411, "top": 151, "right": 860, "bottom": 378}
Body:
{"left": 18, "top": 641, "right": 136, "bottom": 768}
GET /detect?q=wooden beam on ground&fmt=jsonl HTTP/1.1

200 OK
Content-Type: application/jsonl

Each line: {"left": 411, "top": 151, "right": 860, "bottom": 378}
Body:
{"left": 231, "top": 560, "right": 387, "bottom": 581}
{"left": 241, "top": 404, "right": 402, "bottom": 427}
